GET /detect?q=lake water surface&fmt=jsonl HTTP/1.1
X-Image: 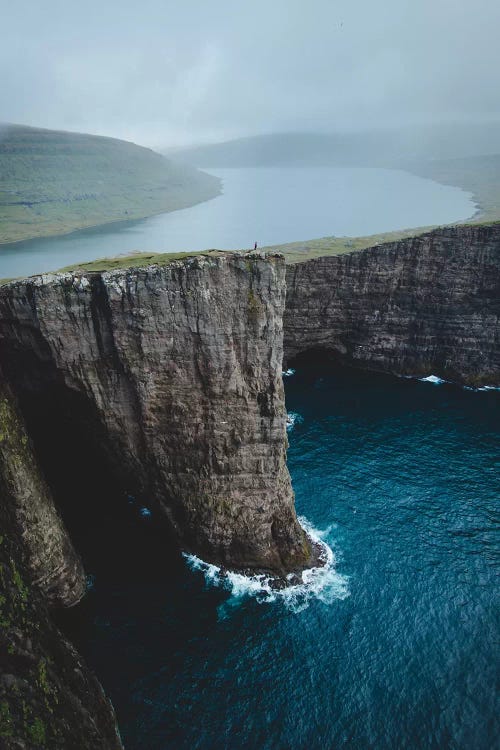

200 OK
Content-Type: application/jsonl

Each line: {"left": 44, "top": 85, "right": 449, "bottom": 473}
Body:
{"left": 59, "top": 364, "right": 499, "bottom": 750}
{"left": 0, "top": 167, "right": 475, "bottom": 279}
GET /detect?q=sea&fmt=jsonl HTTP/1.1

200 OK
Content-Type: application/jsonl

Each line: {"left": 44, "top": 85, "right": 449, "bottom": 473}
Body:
{"left": 58, "top": 362, "right": 499, "bottom": 750}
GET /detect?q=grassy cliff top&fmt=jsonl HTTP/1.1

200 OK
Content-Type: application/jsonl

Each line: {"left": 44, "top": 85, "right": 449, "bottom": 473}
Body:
{"left": 0, "top": 249, "right": 283, "bottom": 285}
{"left": 261, "top": 226, "right": 435, "bottom": 263}
{"left": 0, "top": 124, "right": 220, "bottom": 244}
{"left": 0, "top": 251, "right": 223, "bottom": 284}
{"left": 57, "top": 250, "right": 223, "bottom": 273}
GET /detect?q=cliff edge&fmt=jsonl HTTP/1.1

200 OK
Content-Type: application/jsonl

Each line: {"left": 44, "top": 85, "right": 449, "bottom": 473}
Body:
{"left": 285, "top": 223, "right": 500, "bottom": 384}
{"left": 0, "top": 252, "right": 312, "bottom": 576}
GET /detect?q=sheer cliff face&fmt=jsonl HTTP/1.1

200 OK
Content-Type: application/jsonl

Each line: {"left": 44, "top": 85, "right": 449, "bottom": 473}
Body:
{"left": 285, "top": 224, "right": 500, "bottom": 385}
{"left": 0, "top": 253, "right": 311, "bottom": 575}
{"left": 0, "top": 377, "right": 85, "bottom": 608}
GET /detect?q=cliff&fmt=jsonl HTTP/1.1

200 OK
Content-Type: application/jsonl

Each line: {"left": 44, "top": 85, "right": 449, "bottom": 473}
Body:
{"left": 0, "top": 251, "right": 313, "bottom": 748}
{"left": 284, "top": 223, "right": 500, "bottom": 385}
{"left": 0, "top": 376, "right": 85, "bottom": 608}
{"left": 2, "top": 224, "right": 499, "bottom": 746}
{"left": 0, "top": 531, "right": 123, "bottom": 749}
{"left": 0, "top": 252, "right": 311, "bottom": 575}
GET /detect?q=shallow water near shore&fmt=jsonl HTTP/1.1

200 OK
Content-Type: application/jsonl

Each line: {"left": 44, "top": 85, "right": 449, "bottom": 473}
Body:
{"left": 59, "top": 363, "right": 499, "bottom": 750}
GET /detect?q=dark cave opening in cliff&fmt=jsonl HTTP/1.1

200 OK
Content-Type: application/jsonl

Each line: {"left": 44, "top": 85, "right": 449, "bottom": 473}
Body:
{"left": 286, "top": 347, "right": 349, "bottom": 379}
{"left": 4, "top": 351, "right": 182, "bottom": 597}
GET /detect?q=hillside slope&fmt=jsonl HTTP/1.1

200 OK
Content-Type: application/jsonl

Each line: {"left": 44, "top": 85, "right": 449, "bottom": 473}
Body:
{"left": 170, "top": 124, "right": 500, "bottom": 168}
{"left": 0, "top": 124, "right": 221, "bottom": 244}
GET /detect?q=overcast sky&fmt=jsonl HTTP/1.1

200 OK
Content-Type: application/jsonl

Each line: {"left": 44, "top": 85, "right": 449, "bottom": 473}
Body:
{"left": 2, "top": 0, "right": 500, "bottom": 148}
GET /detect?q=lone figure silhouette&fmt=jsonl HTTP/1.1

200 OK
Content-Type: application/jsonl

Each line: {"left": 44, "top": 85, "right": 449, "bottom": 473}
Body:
{"left": 254, "top": 241, "right": 258, "bottom": 250}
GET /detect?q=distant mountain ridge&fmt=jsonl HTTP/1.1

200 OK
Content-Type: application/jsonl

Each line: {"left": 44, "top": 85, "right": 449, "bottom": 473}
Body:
{"left": 169, "top": 123, "right": 500, "bottom": 168}
{"left": 0, "top": 124, "right": 221, "bottom": 244}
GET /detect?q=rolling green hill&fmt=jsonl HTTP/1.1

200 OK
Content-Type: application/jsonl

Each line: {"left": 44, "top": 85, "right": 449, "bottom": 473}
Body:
{"left": 0, "top": 124, "right": 221, "bottom": 244}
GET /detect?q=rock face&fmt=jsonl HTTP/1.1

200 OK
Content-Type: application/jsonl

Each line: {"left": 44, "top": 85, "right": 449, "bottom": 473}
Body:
{"left": 284, "top": 224, "right": 500, "bottom": 384}
{"left": 0, "top": 376, "right": 86, "bottom": 607}
{"left": 3, "top": 225, "right": 498, "bottom": 747}
{"left": 0, "top": 252, "right": 312, "bottom": 576}
{"left": 0, "top": 251, "right": 313, "bottom": 748}
{"left": 0, "top": 533, "right": 123, "bottom": 749}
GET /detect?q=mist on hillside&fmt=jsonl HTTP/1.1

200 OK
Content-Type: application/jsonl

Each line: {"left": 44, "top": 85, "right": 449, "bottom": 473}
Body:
{"left": 1, "top": 0, "right": 500, "bottom": 157}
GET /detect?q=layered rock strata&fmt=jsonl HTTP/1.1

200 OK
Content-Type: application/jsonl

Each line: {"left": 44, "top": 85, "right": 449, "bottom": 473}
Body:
{"left": 284, "top": 223, "right": 500, "bottom": 384}
{"left": 0, "top": 252, "right": 312, "bottom": 576}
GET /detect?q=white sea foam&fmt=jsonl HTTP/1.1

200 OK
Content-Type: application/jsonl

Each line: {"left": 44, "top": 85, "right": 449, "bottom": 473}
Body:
{"left": 419, "top": 374, "right": 446, "bottom": 385}
{"left": 399, "top": 373, "right": 500, "bottom": 392}
{"left": 183, "top": 517, "right": 349, "bottom": 613}
{"left": 471, "top": 385, "right": 500, "bottom": 392}
{"left": 286, "top": 411, "right": 304, "bottom": 432}
{"left": 282, "top": 368, "right": 296, "bottom": 377}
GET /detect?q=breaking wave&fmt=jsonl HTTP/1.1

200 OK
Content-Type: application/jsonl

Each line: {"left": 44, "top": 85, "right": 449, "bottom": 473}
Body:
{"left": 463, "top": 384, "right": 500, "bottom": 392}
{"left": 401, "top": 373, "right": 500, "bottom": 392}
{"left": 419, "top": 374, "right": 446, "bottom": 385}
{"left": 183, "top": 517, "right": 349, "bottom": 613}
{"left": 286, "top": 411, "right": 303, "bottom": 432}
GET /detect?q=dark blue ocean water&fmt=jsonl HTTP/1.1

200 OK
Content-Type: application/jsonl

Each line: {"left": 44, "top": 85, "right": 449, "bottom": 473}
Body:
{"left": 60, "top": 365, "right": 499, "bottom": 750}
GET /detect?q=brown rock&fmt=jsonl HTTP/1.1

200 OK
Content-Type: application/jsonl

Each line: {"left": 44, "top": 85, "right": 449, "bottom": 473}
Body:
{"left": 284, "top": 223, "right": 500, "bottom": 384}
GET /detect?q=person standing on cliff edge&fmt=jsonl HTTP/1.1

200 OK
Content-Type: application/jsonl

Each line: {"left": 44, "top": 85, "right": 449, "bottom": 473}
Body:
{"left": 254, "top": 242, "right": 257, "bottom": 250}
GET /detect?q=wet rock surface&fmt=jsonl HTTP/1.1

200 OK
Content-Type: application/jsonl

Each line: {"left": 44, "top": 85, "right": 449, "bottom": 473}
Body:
{"left": 285, "top": 223, "right": 500, "bottom": 384}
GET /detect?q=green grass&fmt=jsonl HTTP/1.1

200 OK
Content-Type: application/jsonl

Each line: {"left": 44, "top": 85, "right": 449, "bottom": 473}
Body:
{"left": 0, "top": 250, "right": 230, "bottom": 283}
{"left": 57, "top": 249, "right": 226, "bottom": 274}
{"left": 405, "top": 155, "right": 500, "bottom": 224}
{"left": 262, "top": 226, "right": 436, "bottom": 263}
{"left": 0, "top": 124, "right": 221, "bottom": 244}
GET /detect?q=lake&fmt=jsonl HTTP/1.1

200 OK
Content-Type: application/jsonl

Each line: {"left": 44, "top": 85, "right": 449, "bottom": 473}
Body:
{"left": 0, "top": 166, "right": 476, "bottom": 279}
